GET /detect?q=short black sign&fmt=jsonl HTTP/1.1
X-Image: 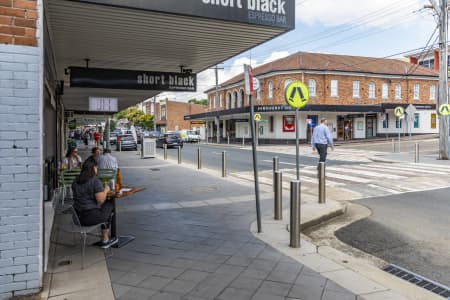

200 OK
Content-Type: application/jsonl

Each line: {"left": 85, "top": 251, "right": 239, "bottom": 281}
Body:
{"left": 69, "top": 67, "right": 197, "bottom": 92}
{"left": 74, "top": 0, "right": 295, "bottom": 29}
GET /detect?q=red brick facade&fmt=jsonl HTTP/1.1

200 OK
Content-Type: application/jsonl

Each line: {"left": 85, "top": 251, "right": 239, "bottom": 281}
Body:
{"left": 0, "top": 0, "right": 37, "bottom": 46}
{"left": 155, "top": 100, "right": 207, "bottom": 131}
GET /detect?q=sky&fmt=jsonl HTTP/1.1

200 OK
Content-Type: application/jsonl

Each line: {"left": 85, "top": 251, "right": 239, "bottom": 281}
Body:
{"left": 154, "top": 0, "right": 437, "bottom": 103}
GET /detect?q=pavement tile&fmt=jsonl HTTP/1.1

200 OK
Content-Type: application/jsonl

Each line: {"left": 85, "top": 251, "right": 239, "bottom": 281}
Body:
{"left": 188, "top": 274, "right": 235, "bottom": 299}
{"left": 216, "top": 287, "right": 254, "bottom": 300}
{"left": 148, "top": 291, "right": 183, "bottom": 300}
{"left": 248, "top": 258, "right": 278, "bottom": 272}
{"left": 154, "top": 266, "right": 185, "bottom": 279}
{"left": 295, "top": 273, "right": 327, "bottom": 288}
{"left": 112, "top": 283, "right": 133, "bottom": 299}
{"left": 257, "top": 248, "right": 283, "bottom": 261}
{"left": 274, "top": 261, "right": 304, "bottom": 273}
{"left": 138, "top": 276, "right": 172, "bottom": 290}
{"left": 189, "top": 261, "right": 221, "bottom": 273}
{"left": 230, "top": 276, "right": 263, "bottom": 292}
{"left": 322, "top": 289, "right": 357, "bottom": 300}
{"left": 225, "top": 255, "right": 254, "bottom": 267}
{"left": 162, "top": 279, "right": 198, "bottom": 294}
{"left": 177, "top": 270, "right": 210, "bottom": 283}
{"left": 203, "top": 253, "right": 231, "bottom": 264}
{"left": 109, "top": 269, "right": 127, "bottom": 281}
{"left": 240, "top": 268, "right": 271, "bottom": 280}
{"left": 250, "top": 292, "right": 285, "bottom": 300}
{"left": 118, "top": 286, "right": 156, "bottom": 300}
{"left": 288, "top": 283, "right": 323, "bottom": 300}
{"left": 256, "top": 280, "right": 292, "bottom": 297}
{"left": 169, "top": 258, "right": 196, "bottom": 269}
{"left": 108, "top": 258, "right": 139, "bottom": 272}
{"left": 266, "top": 270, "right": 299, "bottom": 284}
{"left": 214, "top": 264, "right": 245, "bottom": 276}
{"left": 115, "top": 272, "right": 149, "bottom": 286}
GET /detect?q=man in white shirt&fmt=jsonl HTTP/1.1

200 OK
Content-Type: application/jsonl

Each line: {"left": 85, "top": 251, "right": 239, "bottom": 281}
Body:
{"left": 98, "top": 148, "right": 118, "bottom": 170}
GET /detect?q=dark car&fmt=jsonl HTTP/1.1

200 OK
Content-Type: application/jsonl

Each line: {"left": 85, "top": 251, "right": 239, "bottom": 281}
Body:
{"left": 156, "top": 133, "right": 183, "bottom": 148}
{"left": 116, "top": 134, "right": 138, "bottom": 151}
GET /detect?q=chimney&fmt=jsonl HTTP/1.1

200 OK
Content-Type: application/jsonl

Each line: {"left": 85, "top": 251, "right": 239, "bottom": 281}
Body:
{"left": 409, "top": 56, "right": 418, "bottom": 64}
{"left": 434, "top": 50, "right": 439, "bottom": 71}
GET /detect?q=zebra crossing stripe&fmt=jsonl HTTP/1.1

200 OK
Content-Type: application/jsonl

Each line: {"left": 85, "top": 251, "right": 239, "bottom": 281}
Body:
{"left": 370, "top": 164, "right": 448, "bottom": 175}
{"left": 401, "top": 163, "right": 450, "bottom": 172}
{"left": 326, "top": 167, "right": 406, "bottom": 179}
{"left": 351, "top": 165, "right": 418, "bottom": 176}
{"left": 367, "top": 184, "right": 402, "bottom": 194}
{"left": 300, "top": 169, "right": 372, "bottom": 183}
{"left": 276, "top": 170, "right": 344, "bottom": 186}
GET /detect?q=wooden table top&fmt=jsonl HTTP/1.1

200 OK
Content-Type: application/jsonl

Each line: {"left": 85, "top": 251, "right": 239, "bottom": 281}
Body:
{"left": 108, "top": 186, "right": 145, "bottom": 198}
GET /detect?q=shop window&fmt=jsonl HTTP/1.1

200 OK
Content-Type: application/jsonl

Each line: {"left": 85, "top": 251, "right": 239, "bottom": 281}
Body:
{"left": 382, "top": 83, "right": 389, "bottom": 100}
{"left": 431, "top": 113, "right": 437, "bottom": 129}
{"left": 413, "top": 83, "right": 420, "bottom": 100}
{"left": 213, "top": 96, "right": 216, "bottom": 109}
{"left": 383, "top": 113, "right": 389, "bottom": 128}
{"left": 283, "top": 115, "right": 295, "bottom": 132}
{"left": 256, "top": 89, "right": 261, "bottom": 101}
{"left": 395, "top": 83, "right": 402, "bottom": 100}
{"left": 268, "top": 81, "right": 273, "bottom": 99}
{"left": 308, "top": 79, "right": 316, "bottom": 97}
{"left": 368, "top": 82, "right": 375, "bottom": 99}
{"left": 414, "top": 113, "right": 419, "bottom": 128}
{"left": 396, "top": 119, "right": 402, "bottom": 128}
{"left": 352, "top": 81, "right": 360, "bottom": 98}
{"left": 430, "top": 85, "right": 436, "bottom": 101}
{"left": 161, "top": 106, "right": 166, "bottom": 120}
{"left": 269, "top": 116, "right": 274, "bottom": 132}
{"left": 331, "top": 80, "right": 338, "bottom": 97}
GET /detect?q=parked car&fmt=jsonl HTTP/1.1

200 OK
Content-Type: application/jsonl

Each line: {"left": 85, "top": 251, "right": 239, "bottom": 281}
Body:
{"left": 116, "top": 134, "right": 138, "bottom": 151}
{"left": 156, "top": 133, "right": 183, "bottom": 148}
{"left": 109, "top": 132, "right": 117, "bottom": 145}
{"left": 186, "top": 130, "right": 200, "bottom": 143}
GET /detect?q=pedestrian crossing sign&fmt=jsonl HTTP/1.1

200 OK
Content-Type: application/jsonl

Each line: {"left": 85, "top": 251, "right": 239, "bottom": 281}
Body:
{"left": 285, "top": 81, "right": 309, "bottom": 109}
{"left": 439, "top": 104, "right": 450, "bottom": 116}
{"left": 394, "top": 106, "right": 404, "bottom": 118}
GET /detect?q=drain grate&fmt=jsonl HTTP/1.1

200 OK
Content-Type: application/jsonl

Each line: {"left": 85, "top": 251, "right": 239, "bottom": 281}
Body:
{"left": 383, "top": 264, "right": 450, "bottom": 299}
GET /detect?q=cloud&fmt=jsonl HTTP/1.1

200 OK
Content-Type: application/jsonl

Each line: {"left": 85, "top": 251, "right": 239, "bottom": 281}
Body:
{"left": 296, "top": 0, "right": 427, "bottom": 28}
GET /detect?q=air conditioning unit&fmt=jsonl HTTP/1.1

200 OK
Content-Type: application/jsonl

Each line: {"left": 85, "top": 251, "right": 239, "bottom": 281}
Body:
{"left": 141, "top": 138, "right": 156, "bottom": 158}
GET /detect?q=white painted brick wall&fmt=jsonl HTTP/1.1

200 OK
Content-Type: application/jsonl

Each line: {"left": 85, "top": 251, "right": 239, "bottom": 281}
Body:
{"left": 0, "top": 44, "right": 41, "bottom": 298}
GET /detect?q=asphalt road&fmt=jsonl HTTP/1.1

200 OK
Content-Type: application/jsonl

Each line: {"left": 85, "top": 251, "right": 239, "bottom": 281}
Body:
{"left": 156, "top": 143, "right": 360, "bottom": 173}
{"left": 335, "top": 188, "right": 450, "bottom": 287}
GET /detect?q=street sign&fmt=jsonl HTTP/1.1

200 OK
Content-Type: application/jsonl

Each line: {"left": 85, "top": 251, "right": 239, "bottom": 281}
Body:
{"left": 254, "top": 113, "right": 262, "bottom": 122}
{"left": 244, "top": 65, "right": 254, "bottom": 95}
{"left": 439, "top": 104, "right": 450, "bottom": 116}
{"left": 284, "top": 81, "right": 309, "bottom": 109}
{"left": 405, "top": 104, "right": 416, "bottom": 115}
{"left": 394, "top": 106, "right": 404, "bottom": 118}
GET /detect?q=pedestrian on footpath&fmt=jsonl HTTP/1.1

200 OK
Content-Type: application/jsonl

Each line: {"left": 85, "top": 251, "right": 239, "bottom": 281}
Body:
{"left": 311, "top": 118, "right": 335, "bottom": 163}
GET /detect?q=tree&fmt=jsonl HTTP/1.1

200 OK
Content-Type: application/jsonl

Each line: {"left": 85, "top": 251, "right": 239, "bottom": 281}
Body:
{"left": 188, "top": 98, "right": 208, "bottom": 105}
{"left": 136, "top": 114, "right": 154, "bottom": 130}
{"left": 114, "top": 107, "right": 154, "bottom": 129}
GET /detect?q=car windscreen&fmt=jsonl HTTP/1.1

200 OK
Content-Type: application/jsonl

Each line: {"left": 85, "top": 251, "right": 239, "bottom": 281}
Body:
{"left": 121, "top": 136, "right": 134, "bottom": 141}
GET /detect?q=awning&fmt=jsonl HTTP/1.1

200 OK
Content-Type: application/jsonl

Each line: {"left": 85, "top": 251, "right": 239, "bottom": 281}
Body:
{"left": 46, "top": 0, "right": 295, "bottom": 112}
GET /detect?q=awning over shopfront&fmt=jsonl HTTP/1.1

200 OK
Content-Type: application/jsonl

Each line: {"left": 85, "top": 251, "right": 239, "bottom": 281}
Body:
{"left": 46, "top": 0, "right": 295, "bottom": 112}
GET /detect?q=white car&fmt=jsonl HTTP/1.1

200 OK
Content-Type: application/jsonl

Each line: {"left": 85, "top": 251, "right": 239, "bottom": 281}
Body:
{"left": 186, "top": 130, "right": 200, "bottom": 143}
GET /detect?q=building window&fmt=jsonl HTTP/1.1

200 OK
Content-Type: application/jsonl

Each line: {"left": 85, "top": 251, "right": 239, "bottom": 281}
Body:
{"left": 368, "top": 82, "right": 375, "bottom": 99}
{"left": 382, "top": 83, "right": 389, "bottom": 100}
{"left": 431, "top": 113, "right": 437, "bottom": 129}
{"left": 284, "top": 79, "right": 292, "bottom": 90}
{"left": 269, "top": 116, "right": 274, "bottom": 132}
{"left": 213, "top": 96, "right": 216, "bottom": 109}
{"left": 209, "top": 97, "right": 212, "bottom": 109}
{"left": 268, "top": 81, "right": 273, "bottom": 99}
{"left": 161, "top": 106, "right": 166, "bottom": 120}
{"left": 414, "top": 113, "right": 420, "bottom": 128}
{"left": 240, "top": 89, "right": 245, "bottom": 106}
{"left": 383, "top": 113, "right": 389, "bottom": 128}
{"left": 309, "top": 79, "right": 316, "bottom": 97}
{"left": 256, "top": 89, "right": 261, "bottom": 101}
{"left": 330, "top": 80, "right": 338, "bottom": 97}
{"left": 226, "top": 93, "right": 231, "bottom": 109}
{"left": 430, "top": 85, "right": 436, "bottom": 101}
{"left": 396, "top": 118, "right": 402, "bottom": 128}
{"left": 413, "top": 83, "right": 420, "bottom": 100}
{"left": 395, "top": 83, "right": 402, "bottom": 100}
{"left": 352, "top": 81, "right": 360, "bottom": 98}
{"left": 233, "top": 91, "right": 238, "bottom": 108}
{"left": 219, "top": 94, "right": 223, "bottom": 108}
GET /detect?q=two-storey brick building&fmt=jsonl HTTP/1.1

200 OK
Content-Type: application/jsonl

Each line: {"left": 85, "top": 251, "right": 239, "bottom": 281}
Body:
{"left": 186, "top": 52, "right": 439, "bottom": 143}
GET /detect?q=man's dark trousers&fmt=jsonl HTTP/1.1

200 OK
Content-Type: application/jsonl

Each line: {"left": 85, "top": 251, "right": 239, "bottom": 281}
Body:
{"left": 316, "top": 144, "right": 328, "bottom": 162}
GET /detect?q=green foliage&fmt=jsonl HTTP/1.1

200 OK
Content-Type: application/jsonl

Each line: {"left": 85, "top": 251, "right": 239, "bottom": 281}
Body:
{"left": 188, "top": 98, "right": 208, "bottom": 105}
{"left": 137, "top": 114, "right": 154, "bottom": 129}
{"left": 110, "top": 119, "right": 116, "bottom": 131}
{"left": 114, "top": 107, "right": 154, "bottom": 130}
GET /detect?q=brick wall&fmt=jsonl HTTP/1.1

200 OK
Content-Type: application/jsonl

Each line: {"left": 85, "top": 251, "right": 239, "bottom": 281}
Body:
{"left": 163, "top": 100, "right": 207, "bottom": 131}
{"left": 208, "top": 72, "right": 438, "bottom": 111}
{"left": 0, "top": 29, "right": 41, "bottom": 300}
{"left": 0, "top": 0, "right": 38, "bottom": 46}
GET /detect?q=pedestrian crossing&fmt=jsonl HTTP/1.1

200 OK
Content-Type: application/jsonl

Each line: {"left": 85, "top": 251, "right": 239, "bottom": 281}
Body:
{"left": 234, "top": 161, "right": 450, "bottom": 200}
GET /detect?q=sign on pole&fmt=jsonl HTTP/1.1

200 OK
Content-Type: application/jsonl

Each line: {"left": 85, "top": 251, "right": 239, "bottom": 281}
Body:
{"left": 244, "top": 65, "right": 254, "bottom": 95}
{"left": 439, "top": 104, "right": 450, "bottom": 116}
{"left": 394, "top": 106, "right": 405, "bottom": 118}
{"left": 254, "top": 113, "right": 262, "bottom": 122}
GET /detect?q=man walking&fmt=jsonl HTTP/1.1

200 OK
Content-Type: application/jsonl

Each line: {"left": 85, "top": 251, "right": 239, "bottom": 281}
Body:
{"left": 311, "top": 118, "right": 334, "bottom": 162}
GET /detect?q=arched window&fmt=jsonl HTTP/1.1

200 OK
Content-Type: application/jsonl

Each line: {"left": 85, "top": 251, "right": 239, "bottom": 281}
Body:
{"left": 226, "top": 93, "right": 231, "bottom": 109}
{"left": 268, "top": 81, "right": 273, "bottom": 99}
{"left": 240, "top": 89, "right": 245, "bottom": 107}
{"left": 308, "top": 79, "right": 316, "bottom": 97}
{"left": 395, "top": 83, "right": 402, "bottom": 100}
{"left": 256, "top": 89, "right": 261, "bottom": 101}
{"left": 284, "top": 79, "right": 292, "bottom": 90}
{"left": 219, "top": 94, "right": 223, "bottom": 108}
{"left": 233, "top": 91, "right": 238, "bottom": 108}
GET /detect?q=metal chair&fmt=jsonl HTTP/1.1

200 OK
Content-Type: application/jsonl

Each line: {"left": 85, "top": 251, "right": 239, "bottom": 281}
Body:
{"left": 57, "top": 168, "right": 81, "bottom": 207}
{"left": 97, "top": 168, "right": 117, "bottom": 187}
{"left": 60, "top": 206, "right": 112, "bottom": 269}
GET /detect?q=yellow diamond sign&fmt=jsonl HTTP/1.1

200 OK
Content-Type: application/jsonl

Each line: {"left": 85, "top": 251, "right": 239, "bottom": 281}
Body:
{"left": 254, "top": 113, "right": 261, "bottom": 122}
{"left": 284, "top": 81, "right": 309, "bottom": 109}
{"left": 439, "top": 104, "right": 450, "bottom": 116}
{"left": 394, "top": 106, "right": 404, "bottom": 118}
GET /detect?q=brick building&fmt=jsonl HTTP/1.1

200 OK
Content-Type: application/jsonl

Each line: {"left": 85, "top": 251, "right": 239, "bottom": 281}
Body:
{"left": 153, "top": 99, "right": 207, "bottom": 133}
{"left": 186, "top": 52, "right": 439, "bottom": 143}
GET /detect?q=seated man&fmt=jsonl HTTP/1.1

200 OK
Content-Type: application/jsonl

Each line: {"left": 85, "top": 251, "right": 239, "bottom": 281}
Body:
{"left": 72, "top": 157, "right": 117, "bottom": 248}
{"left": 98, "top": 148, "right": 118, "bottom": 170}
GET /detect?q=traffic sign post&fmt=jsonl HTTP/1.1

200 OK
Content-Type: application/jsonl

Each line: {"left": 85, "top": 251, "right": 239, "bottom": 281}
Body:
{"left": 405, "top": 104, "right": 416, "bottom": 139}
{"left": 394, "top": 106, "right": 405, "bottom": 153}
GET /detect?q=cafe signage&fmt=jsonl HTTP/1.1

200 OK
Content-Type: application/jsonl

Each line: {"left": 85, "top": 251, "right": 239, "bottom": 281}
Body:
{"left": 70, "top": 67, "right": 197, "bottom": 92}
{"left": 75, "top": 0, "right": 295, "bottom": 29}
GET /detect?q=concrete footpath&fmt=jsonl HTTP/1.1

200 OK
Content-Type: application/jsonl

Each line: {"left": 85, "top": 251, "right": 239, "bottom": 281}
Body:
{"left": 40, "top": 148, "right": 440, "bottom": 300}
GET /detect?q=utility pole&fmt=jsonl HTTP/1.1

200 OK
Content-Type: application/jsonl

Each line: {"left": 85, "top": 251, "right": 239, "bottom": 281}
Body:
{"left": 213, "top": 65, "right": 224, "bottom": 144}
{"left": 438, "top": 0, "right": 449, "bottom": 159}
{"left": 152, "top": 96, "right": 157, "bottom": 132}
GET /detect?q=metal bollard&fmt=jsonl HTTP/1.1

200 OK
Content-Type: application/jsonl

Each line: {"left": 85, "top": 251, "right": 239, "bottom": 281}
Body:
{"left": 198, "top": 147, "right": 202, "bottom": 169}
{"left": 273, "top": 157, "right": 279, "bottom": 192}
{"left": 242, "top": 137, "right": 245, "bottom": 147}
{"left": 222, "top": 151, "right": 227, "bottom": 177}
{"left": 119, "top": 140, "right": 122, "bottom": 152}
{"left": 290, "top": 180, "right": 301, "bottom": 248}
{"left": 274, "top": 171, "right": 282, "bottom": 220}
{"left": 163, "top": 144, "right": 167, "bottom": 160}
{"left": 391, "top": 139, "right": 395, "bottom": 153}
{"left": 318, "top": 162, "right": 326, "bottom": 204}
{"left": 178, "top": 146, "right": 182, "bottom": 164}
{"left": 227, "top": 136, "right": 230, "bottom": 145}
{"left": 414, "top": 143, "right": 419, "bottom": 163}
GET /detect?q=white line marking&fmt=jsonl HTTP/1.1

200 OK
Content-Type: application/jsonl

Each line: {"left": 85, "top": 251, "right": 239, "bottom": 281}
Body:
{"left": 326, "top": 167, "right": 406, "bottom": 179}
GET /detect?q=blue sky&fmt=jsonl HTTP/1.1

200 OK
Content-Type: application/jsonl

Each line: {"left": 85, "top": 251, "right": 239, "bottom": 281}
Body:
{"left": 156, "top": 0, "right": 436, "bottom": 102}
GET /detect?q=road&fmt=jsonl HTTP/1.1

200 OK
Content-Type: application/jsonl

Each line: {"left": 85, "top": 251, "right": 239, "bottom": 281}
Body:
{"left": 156, "top": 143, "right": 360, "bottom": 174}
{"left": 335, "top": 188, "right": 450, "bottom": 287}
